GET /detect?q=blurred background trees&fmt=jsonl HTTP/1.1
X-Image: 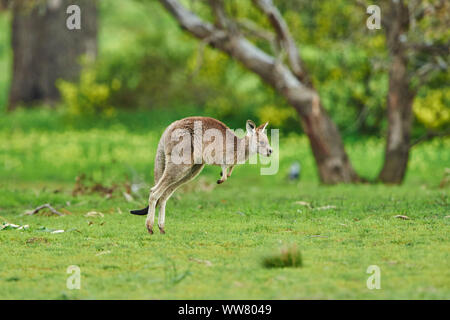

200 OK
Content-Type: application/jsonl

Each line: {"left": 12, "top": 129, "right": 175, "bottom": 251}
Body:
{"left": 0, "top": 0, "right": 448, "bottom": 183}
{"left": 7, "top": 0, "right": 97, "bottom": 110}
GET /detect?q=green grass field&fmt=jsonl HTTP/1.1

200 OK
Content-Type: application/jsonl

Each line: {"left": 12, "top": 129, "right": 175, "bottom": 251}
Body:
{"left": 0, "top": 110, "right": 449, "bottom": 299}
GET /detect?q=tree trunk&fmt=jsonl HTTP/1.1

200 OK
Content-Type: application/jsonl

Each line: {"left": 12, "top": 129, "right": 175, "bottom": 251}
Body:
{"left": 297, "top": 101, "right": 360, "bottom": 183}
{"left": 378, "top": 53, "right": 415, "bottom": 183}
{"left": 8, "top": 0, "right": 97, "bottom": 110}
{"left": 281, "top": 81, "right": 360, "bottom": 183}
{"left": 378, "top": 1, "right": 415, "bottom": 184}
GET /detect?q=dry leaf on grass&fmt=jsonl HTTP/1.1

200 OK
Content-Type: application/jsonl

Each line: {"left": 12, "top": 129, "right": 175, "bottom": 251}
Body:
{"left": 85, "top": 211, "right": 104, "bottom": 218}
{"left": 1, "top": 223, "right": 29, "bottom": 231}
{"left": 294, "top": 201, "right": 311, "bottom": 207}
{"left": 36, "top": 226, "right": 65, "bottom": 233}
{"left": 96, "top": 250, "right": 112, "bottom": 256}
{"left": 315, "top": 205, "right": 337, "bottom": 210}
{"left": 394, "top": 215, "right": 410, "bottom": 220}
{"left": 189, "top": 258, "right": 212, "bottom": 266}
{"left": 123, "top": 192, "right": 134, "bottom": 202}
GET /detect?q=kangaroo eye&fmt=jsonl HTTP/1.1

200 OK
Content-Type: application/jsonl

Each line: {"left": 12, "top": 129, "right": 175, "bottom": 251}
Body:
{"left": 259, "top": 141, "right": 265, "bottom": 146}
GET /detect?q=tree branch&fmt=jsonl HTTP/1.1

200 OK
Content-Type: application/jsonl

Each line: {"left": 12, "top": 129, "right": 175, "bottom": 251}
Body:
{"left": 251, "top": 0, "right": 308, "bottom": 84}
{"left": 208, "top": 0, "right": 229, "bottom": 30}
{"left": 410, "top": 129, "right": 450, "bottom": 148}
{"left": 25, "top": 203, "right": 65, "bottom": 216}
{"left": 158, "top": 0, "right": 315, "bottom": 111}
{"left": 407, "top": 42, "right": 450, "bottom": 56}
{"left": 414, "top": 0, "right": 446, "bottom": 21}
{"left": 412, "top": 58, "right": 447, "bottom": 89}
{"left": 159, "top": 0, "right": 218, "bottom": 40}
{"left": 236, "top": 18, "right": 275, "bottom": 44}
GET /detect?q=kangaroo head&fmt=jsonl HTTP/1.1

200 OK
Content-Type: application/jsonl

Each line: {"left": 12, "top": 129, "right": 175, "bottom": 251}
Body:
{"left": 246, "top": 120, "right": 273, "bottom": 157}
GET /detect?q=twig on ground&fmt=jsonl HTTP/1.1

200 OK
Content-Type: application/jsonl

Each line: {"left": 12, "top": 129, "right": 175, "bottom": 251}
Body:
{"left": 394, "top": 215, "right": 410, "bottom": 220}
{"left": 25, "top": 204, "right": 64, "bottom": 216}
{"left": 189, "top": 257, "right": 213, "bottom": 266}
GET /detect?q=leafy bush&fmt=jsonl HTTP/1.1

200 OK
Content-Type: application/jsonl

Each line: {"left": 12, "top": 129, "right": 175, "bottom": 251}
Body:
{"left": 414, "top": 88, "right": 450, "bottom": 130}
{"left": 57, "top": 66, "right": 117, "bottom": 118}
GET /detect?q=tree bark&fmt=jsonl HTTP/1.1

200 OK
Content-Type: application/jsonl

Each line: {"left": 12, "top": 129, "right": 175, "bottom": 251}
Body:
{"left": 159, "top": 0, "right": 360, "bottom": 183}
{"left": 378, "top": 54, "right": 415, "bottom": 183}
{"left": 378, "top": 1, "right": 415, "bottom": 184}
{"left": 294, "top": 96, "right": 361, "bottom": 184}
{"left": 8, "top": 0, "right": 97, "bottom": 110}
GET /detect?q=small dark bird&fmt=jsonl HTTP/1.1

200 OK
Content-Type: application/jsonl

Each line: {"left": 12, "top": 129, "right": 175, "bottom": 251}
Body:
{"left": 288, "top": 161, "right": 301, "bottom": 181}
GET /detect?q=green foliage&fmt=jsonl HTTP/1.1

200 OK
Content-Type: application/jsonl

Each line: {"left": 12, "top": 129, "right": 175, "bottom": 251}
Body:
{"left": 414, "top": 88, "right": 450, "bottom": 130}
{"left": 257, "top": 104, "right": 297, "bottom": 128}
{"left": 1, "top": 0, "right": 449, "bottom": 138}
{"left": 57, "top": 66, "right": 117, "bottom": 118}
{"left": 303, "top": 45, "right": 388, "bottom": 135}
{"left": 87, "top": 0, "right": 392, "bottom": 134}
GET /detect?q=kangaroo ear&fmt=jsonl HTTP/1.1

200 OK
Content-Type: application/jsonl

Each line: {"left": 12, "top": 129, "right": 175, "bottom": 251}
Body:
{"left": 258, "top": 122, "right": 268, "bottom": 133}
{"left": 246, "top": 120, "right": 256, "bottom": 134}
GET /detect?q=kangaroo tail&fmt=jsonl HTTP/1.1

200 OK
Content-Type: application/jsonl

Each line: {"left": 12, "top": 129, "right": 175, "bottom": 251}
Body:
{"left": 130, "top": 206, "right": 149, "bottom": 215}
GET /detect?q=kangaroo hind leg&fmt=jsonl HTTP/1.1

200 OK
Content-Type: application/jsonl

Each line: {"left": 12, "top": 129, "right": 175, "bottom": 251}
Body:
{"left": 145, "top": 163, "right": 193, "bottom": 234}
{"left": 157, "top": 164, "right": 205, "bottom": 234}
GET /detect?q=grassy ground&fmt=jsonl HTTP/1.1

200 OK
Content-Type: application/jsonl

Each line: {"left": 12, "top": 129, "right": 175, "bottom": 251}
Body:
{"left": 0, "top": 110, "right": 449, "bottom": 299}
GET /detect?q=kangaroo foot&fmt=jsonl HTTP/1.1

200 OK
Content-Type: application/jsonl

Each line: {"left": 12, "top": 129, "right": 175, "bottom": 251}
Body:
{"left": 217, "top": 179, "right": 224, "bottom": 184}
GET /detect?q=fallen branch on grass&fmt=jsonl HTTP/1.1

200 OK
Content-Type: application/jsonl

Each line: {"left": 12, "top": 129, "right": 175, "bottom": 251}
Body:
{"left": 25, "top": 204, "right": 64, "bottom": 216}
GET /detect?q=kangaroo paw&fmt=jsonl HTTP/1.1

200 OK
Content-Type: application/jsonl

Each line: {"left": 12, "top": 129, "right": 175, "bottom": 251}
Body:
{"left": 217, "top": 179, "right": 224, "bottom": 184}
{"left": 146, "top": 225, "right": 153, "bottom": 234}
{"left": 159, "top": 227, "right": 165, "bottom": 234}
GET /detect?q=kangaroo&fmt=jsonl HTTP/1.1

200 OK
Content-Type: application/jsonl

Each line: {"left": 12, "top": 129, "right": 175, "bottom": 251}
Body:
{"left": 130, "top": 117, "right": 273, "bottom": 234}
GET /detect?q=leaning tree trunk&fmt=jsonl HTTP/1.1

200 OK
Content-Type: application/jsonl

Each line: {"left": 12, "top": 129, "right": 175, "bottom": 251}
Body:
{"left": 283, "top": 82, "right": 360, "bottom": 183}
{"left": 8, "top": 0, "right": 97, "bottom": 110}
